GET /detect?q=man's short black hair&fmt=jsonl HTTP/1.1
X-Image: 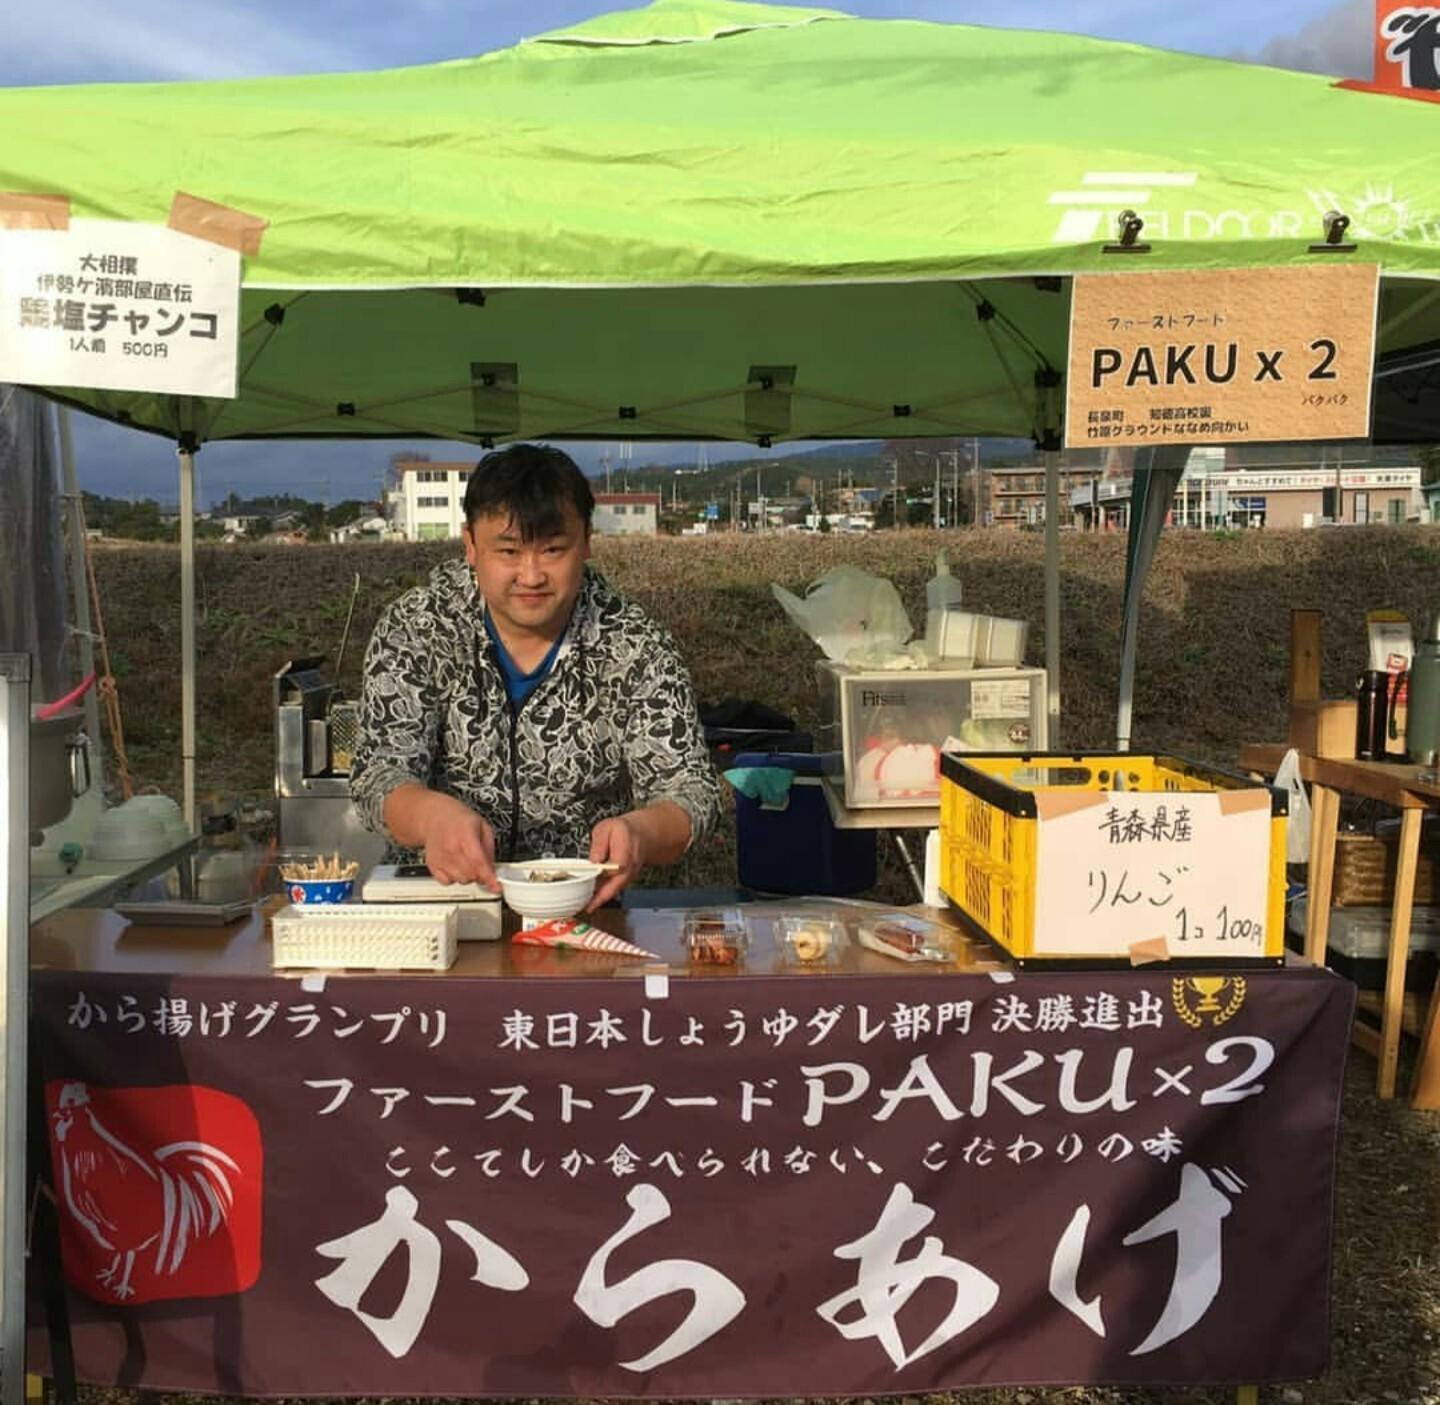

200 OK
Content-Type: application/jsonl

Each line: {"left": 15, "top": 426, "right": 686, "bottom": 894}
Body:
{"left": 462, "top": 443, "right": 595, "bottom": 540}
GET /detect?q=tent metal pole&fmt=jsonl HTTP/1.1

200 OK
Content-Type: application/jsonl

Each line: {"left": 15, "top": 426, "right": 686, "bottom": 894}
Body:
{"left": 1116, "top": 450, "right": 1151, "bottom": 755}
{"left": 1043, "top": 450, "right": 1061, "bottom": 745}
{"left": 178, "top": 437, "right": 198, "bottom": 830}
{"left": 0, "top": 655, "right": 30, "bottom": 1402}
{"left": 1116, "top": 444, "right": 1189, "bottom": 752}
{"left": 57, "top": 409, "right": 102, "bottom": 761}
{"left": 1116, "top": 595, "right": 1140, "bottom": 754}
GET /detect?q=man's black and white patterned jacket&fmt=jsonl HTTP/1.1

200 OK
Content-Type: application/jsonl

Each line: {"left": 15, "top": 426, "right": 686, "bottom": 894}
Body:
{"left": 350, "top": 557, "right": 721, "bottom": 864}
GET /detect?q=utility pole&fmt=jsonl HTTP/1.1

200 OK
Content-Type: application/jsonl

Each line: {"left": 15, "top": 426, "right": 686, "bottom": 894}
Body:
{"left": 933, "top": 455, "right": 942, "bottom": 529}
{"left": 972, "top": 436, "right": 982, "bottom": 527}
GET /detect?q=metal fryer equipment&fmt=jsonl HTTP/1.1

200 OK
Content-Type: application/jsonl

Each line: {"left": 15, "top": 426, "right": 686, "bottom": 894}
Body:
{"left": 273, "top": 657, "right": 386, "bottom": 880}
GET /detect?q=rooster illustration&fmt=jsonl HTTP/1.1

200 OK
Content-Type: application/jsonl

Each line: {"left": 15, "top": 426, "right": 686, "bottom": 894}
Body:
{"left": 50, "top": 1081, "right": 241, "bottom": 1301}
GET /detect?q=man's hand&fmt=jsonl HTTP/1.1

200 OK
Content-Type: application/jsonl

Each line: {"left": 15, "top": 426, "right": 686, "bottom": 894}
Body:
{"left": 585, "top": 801, "right": 692, "bottom": 909}
{"left": 384, "top": 784, "right": 499, "bottom": 890}
{"left": 587, "top": 814, "right": 645, "bottom": 909}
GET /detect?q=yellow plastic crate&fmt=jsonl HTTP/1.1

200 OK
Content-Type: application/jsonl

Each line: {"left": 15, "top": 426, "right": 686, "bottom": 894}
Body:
{"left": 939, "top": 752, "right": 1287, "bottom": 965}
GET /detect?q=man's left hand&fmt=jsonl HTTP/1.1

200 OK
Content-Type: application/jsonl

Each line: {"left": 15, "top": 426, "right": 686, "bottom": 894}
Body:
{"left": 587, "top": 814, "right": 645, "bottom": 909}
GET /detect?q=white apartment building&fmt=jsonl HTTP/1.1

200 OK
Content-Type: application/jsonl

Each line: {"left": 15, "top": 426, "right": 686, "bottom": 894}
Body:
{"left": 390, "top": 461, "right": 471, "bottom": 541}
{"left": 593, "top": 493, "right": 659, "bottom": 536}
{"left": 390, "top": 463, "right": 660, "bottom": 540}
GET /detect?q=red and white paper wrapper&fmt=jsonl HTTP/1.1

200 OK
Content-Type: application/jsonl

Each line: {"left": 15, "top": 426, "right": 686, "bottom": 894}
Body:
{"left": 512, "top": 918, "right": 658, "bottom": 960}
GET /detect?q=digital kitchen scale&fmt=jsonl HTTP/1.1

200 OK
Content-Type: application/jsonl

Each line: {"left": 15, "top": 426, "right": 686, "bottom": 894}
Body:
{"left": 361, "top": 863, "right": 499, "bottom": 903}
{"left": 361, "top": 864, "right": 501, "bottom": 941}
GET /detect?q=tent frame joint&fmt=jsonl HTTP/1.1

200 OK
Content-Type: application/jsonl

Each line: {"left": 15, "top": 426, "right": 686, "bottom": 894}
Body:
{"left": 1103, "top": 209, "right": 1151, "bottom": 255}
{"left": 1309, "top": 209, "right": 1357, "bottom": 253}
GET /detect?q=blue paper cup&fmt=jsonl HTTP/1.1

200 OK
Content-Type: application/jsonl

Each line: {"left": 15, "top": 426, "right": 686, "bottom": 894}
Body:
{"left": 287, "top": 878, "right": 355, "bottom": 905}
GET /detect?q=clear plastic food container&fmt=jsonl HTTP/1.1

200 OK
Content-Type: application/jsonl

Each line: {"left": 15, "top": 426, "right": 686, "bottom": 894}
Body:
{"left": 855, "top": 912, "right": 952, "bottom": 964}
{"left": 684, "top": 909, "right": 747, "bottom": 966}
{"left": 777, "top": 915, "right": 845, "bottom": 966}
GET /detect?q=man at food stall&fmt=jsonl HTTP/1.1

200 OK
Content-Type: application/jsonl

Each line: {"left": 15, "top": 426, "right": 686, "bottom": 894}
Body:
{"left": 350, "top": 443, "right": 721, "bottom": 908}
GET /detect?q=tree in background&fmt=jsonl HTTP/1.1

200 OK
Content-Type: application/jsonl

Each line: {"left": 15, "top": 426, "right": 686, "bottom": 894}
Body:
{"left": 81, "top": 492, "right": 177, "bottom": 542}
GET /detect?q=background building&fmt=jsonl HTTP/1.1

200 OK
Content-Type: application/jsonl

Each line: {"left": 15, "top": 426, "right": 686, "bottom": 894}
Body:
{"left": 987, "top": 463, "right": 1103, "bottom": 527}
{"left": 389, "top": 460, "right": 470, "bottom": 541}
{"left": 389, "top": 464, "right": 662, "bottom": 541}
{"left": 593, "top": 492, "right": 659, "bottom": 536}
{"left": 1070, "top": 448, "right": 1424, "bottom": 530}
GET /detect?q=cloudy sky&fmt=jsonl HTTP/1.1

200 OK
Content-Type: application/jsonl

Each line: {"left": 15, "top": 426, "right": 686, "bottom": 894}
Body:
{"left": 6, "top": 0, "right": 1372, "bottom": 503}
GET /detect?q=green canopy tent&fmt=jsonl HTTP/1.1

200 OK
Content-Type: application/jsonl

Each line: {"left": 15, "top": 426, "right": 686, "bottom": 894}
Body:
{"left": 5, "top": 0, "right": 1440, "bottom": 809}
{"left": 7, "top": 12, "right": 1440, "bottom": 1390}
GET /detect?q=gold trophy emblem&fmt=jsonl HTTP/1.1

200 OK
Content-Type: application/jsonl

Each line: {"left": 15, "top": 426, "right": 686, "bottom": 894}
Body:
{"left": 1172, "top": 975, "right": 1247, "bottom": 1027}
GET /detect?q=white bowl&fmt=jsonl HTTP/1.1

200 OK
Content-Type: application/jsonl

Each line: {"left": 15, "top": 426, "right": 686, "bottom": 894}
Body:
{"left": 126, "top": 795, "right": 191, "bottom": 848}
{"left": 495, "top": 859, "right": 600, "bottom": 921}
{"left": 88, "top": 803, "right": 172, "bottom": 862}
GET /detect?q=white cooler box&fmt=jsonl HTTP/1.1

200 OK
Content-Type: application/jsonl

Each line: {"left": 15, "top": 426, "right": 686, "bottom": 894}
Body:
{"left": 816, "top": 661, "right": 1048, "bottom": 808}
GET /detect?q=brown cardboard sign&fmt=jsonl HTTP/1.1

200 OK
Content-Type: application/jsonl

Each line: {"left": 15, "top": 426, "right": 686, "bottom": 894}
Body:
{"left": 1065, "top": 263, "right": 1379, "bottom": 448}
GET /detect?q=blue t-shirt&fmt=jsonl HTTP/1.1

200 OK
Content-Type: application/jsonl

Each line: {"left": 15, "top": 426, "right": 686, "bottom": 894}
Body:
{"left": 484, "top": 612, "right": 563, "bottom": 709}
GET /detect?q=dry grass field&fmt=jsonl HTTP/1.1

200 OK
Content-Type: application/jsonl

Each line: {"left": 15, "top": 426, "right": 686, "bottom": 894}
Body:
{"left": 93, "top": 522, "right": 1440, "bottom": 807}
{"left": 75, "top": 523, "right": 1440, "bottom": 1405}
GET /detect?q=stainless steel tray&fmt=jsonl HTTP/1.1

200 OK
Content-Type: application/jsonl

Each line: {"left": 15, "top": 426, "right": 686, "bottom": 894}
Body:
{"left": 114, "top": 900, "right": 252, "bottom": 927}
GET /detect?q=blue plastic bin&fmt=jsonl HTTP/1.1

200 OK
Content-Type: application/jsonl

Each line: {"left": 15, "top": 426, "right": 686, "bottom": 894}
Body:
{"left": 731, "top": 752, "right": 876, "bottom": 896}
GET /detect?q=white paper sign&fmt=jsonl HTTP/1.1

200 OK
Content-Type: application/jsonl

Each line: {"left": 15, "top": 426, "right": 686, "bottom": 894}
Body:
{"left": 971, "top": 680, "right": 1033, "bottom": 720}
{"left": 0, "top": 218, "right": 239, "bottom": 398}
{"left": 1030, "top": 790, "right": 1272, "bottom": 958}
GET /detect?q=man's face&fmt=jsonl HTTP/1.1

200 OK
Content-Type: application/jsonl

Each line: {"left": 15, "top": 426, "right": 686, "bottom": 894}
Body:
{"left": 463, "top": 504, "right": 591, "bottom": 640}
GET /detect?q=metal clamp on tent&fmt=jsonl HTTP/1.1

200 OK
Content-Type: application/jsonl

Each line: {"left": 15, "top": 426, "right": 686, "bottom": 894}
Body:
{"left": 1309, "top": 209, "right": 1356, "bottom": 253}
{"left": 471, "top": 362, "right": 519, "bottom": 439}
{"left": 744, "top": 364, "right": 794, "bottom": 442}
{"left": 1103, "top": 208, "right": 1150, "bottom": 254}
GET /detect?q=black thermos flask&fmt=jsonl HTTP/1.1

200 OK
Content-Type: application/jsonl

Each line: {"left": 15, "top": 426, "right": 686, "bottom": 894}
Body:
{"left": 1355, "top": 670, "right": 1389, "bottom": 760}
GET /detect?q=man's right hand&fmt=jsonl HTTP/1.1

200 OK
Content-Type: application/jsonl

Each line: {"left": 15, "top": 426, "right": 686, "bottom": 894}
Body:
{"left": 383, "top": 785, "right": 500, "bottom": 890}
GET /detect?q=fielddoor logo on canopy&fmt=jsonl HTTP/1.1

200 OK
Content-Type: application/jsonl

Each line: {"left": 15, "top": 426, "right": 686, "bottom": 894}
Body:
{"left": 1047, "top": 170, "right": 1440, "bottom": 245}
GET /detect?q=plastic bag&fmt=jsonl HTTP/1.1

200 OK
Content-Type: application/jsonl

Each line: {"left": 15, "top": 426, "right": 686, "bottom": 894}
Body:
{"left": 771, "top": 566, "right": 913, "bottom": 663}
{"left": 1275, "top": 747, "right": 1311, "bottom": 864}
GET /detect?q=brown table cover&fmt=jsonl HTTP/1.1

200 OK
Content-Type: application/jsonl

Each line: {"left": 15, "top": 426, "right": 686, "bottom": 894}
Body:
{"left": 26, "top": 902, "right": 1353, "bottom": 1396}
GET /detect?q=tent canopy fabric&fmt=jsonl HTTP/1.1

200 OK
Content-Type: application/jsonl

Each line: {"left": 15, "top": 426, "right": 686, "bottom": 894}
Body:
{"left": 4, "top": 0, "right": 1440, "bottom": 447}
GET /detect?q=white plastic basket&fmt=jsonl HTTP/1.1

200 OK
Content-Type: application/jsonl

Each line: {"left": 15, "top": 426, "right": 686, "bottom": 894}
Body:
{"left": 271, "top": 904, "right": 458, "bottom": 972}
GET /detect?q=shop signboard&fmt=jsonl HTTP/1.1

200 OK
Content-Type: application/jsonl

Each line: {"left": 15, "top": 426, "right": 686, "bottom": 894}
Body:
{"left": 1066, "top": 264, "right": 1379, "bottom": 448}
{"left": 0, "top": 218, "right": 240, "bottom": 399}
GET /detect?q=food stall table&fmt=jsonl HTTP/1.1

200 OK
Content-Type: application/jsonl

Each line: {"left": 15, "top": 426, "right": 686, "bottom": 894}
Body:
{"left": 1239, "top": 744, "right": 1440, "bottom": 1105}
{"left": 26, "top": 901, "right": 1352, "bottom": 1399}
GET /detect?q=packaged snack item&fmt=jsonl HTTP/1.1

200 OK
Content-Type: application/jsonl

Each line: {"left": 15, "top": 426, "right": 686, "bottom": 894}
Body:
{"left": 685, "top": 909, "right": 747, "bottom": 966}
{"left": 856, "top": 912, "right": 951, "bottom": 964}
{"left": 777, "top": 915, "right": 844, "bottom": 965}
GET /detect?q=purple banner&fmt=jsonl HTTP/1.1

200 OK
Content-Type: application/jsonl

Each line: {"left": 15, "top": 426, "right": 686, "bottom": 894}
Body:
{"left": 31, "top": 963, "right": 1352, "bottom": 1396}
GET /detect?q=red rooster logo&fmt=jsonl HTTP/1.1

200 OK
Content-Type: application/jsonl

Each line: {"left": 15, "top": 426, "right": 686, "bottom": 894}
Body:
{"left": 47, "top": 1080, "right": 262, "bottom": 1304}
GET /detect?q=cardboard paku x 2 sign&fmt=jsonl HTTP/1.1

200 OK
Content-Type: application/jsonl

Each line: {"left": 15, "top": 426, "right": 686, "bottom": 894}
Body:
{"left": 1374, "top": 1, "right": 1440, "bottom": 91}
{"left": 1065, "top": 264, "right": 1379, "bottom": 449}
